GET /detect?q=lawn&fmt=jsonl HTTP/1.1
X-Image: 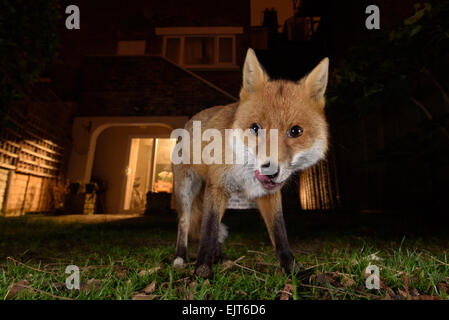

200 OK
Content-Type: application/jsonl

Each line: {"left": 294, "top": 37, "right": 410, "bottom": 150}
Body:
{"left": 1, "top": 210, "right": 449, "bottom": 300}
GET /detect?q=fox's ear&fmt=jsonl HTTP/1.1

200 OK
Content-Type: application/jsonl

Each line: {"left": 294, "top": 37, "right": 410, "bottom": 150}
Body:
{"left": 303, "top": 58, "right": 329, "bottom": 103}
{"left": 240, "top": 48, "right": 269, "bottom": 99}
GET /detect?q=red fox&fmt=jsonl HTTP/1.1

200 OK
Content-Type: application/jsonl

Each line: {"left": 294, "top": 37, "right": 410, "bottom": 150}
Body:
{"left": 172, "top": 49, "right": 329, "bottom": 278}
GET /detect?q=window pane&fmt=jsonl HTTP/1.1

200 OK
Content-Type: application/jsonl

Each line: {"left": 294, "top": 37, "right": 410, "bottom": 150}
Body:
{"left": 184, "top": 37, "right": 214, "bottom": 65}
{"left": 165, "top": 38, "right": 180, "bottom": 63}
{"left": 152, "top": 139, "right": 176, "bottom": 193}
{"left": 219, "top": 38, "right": 233, "bottom": 63}
{"left": 124, "top": 138, "right": 154, "bottom": 211}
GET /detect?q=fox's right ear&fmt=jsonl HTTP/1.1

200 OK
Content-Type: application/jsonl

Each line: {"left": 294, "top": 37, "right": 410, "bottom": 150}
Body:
{"left": 240, "top": 48, "right": 269, "bottom": 100}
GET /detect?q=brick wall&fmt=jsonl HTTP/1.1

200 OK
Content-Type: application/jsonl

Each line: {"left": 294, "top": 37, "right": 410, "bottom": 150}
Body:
{"left": 79, "top": 56, "right": 236, "bottom": 117}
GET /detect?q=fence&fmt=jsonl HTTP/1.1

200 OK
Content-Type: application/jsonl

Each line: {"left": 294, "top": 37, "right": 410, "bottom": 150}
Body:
{"left": 0, "top": 89, "right": 71, "bottom": 215}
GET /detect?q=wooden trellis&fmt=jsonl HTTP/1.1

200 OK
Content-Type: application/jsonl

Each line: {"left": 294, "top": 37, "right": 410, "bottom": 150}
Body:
{"left": 0, "top": 111, "right": 63, "bottom": 178}
{"left": 0, "top": 106, "right": 66, "bottom": 214}
{"left": 299, "top": 153, "right": 341, "bottom": 211}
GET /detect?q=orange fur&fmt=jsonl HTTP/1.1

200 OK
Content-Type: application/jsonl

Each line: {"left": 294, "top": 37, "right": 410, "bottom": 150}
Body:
{"left": 173, "top": 49, "right": 330, "bottom": 275}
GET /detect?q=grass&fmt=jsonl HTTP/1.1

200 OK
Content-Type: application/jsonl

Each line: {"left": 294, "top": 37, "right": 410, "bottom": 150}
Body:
{"left": 1, "top": 210, "right": 449, "bottom": 300}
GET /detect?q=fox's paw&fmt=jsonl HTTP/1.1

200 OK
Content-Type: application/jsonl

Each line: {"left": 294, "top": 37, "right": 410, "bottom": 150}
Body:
{"left": 195, "top": 264, "right": 213, "bottom": 279}
{"left": 280, "top": 252, "right": 301, "bottom": 275}
{"left": 173, "top": 257, "right": 185, "bottom": 269}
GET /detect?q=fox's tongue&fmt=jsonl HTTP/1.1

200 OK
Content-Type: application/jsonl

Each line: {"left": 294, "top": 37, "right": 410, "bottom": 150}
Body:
{"left": 254, "top": 170, "right": 277, "bottom": 189}
{"left": 254, "top": 170, "right": 271, "bottom": 183}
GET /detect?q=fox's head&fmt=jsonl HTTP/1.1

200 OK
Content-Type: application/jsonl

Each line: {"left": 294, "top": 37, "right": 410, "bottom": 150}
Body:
{"left": 232, "top": 49, "right": 329, "bottom": 194}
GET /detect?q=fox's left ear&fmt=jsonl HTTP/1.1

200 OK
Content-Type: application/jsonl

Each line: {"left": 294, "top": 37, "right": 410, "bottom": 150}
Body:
{"left": 240, "top": 48, "right": 269, "bottom": 100}
{"left": 303, "top": 58, "right": 329, "bottom": 103}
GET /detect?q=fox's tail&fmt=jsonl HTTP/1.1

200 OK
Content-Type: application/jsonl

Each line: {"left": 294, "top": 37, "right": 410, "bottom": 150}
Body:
{"left": 188, "top": 195, "right": 228, "bottom": 244}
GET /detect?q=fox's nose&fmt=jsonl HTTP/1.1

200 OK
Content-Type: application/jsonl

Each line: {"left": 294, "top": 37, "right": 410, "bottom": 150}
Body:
{"left": 261, "top": 161, "right": 279, "bottom": 179}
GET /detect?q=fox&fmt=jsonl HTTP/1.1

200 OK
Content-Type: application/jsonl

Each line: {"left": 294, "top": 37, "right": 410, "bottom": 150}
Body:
{"left": 172, "top": 48, "right": 329, "bottom": 278}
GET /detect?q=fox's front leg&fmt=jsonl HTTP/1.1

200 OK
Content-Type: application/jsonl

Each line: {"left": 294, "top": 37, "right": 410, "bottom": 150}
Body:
{"left": 195, "top": 183, "right": 227, "bottom": 278}
{"left": 257, "top": 191, "right": 297, "bottom": 274}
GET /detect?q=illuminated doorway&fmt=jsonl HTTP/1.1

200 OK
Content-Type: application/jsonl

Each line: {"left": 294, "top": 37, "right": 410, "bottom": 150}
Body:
{"left": 123, "top": 138, "right": 176, "bottom": 212}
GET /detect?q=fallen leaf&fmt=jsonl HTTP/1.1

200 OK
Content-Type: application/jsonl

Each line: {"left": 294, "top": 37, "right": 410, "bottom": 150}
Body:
{"left": 52, "top": 282, "right": 65, "bottom": 290}
{"left": 138, "top": 266, "right": 161, "bottom": 277}
{"left": 383, "top": 293, "right": 393, "bottom": 300}
{"left": 6, "top": 280, "right": 31, "bottom": 299}
{"left": 342, "top": 274, "right": 356, "bottom": 288}
{"left": 132, "top": 293, "right": 160, "bottom": 300}
{"left": 80, "top": 278, "right": 102, "bottom": 292}
{"left": 143, "top": 281, "right": 156, "bottom": 294}
{"left": 236, "top": 290, "right": 248, "bottom": 296}
{"left": 116, "top": 269, "right": 128, "bottom": 279}
{"left": 221, "top": 260, "right": 234, "bottom": 271}
{"left": 280, "top": 282, "right": 294, "bottom": 300}
{"left": 397, "top": 288, "right": 408, "bottom": 299}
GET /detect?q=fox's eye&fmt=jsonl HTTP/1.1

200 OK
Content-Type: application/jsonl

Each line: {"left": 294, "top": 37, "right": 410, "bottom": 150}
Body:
{"left": 288, "top": 125, "right": 304, "bottom": 138}
{"left": 250, "top": 122, "right": 261, "bottom": 136}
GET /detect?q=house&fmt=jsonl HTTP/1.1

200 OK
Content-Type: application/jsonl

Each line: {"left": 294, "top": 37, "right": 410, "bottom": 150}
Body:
{"left": 63, "top": 0, "right": 251, "bottom": 214}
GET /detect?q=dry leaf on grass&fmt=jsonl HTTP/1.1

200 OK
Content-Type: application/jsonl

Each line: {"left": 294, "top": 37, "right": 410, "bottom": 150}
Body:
{"left": 132, "top": 293, "right": 160, "bottom": 300}
{"left": 221, "top": 260, "right": 234, "bottom": 271}
{"left": 280, "top": 282, "right": 294, "bottom": 300}
{"left": 236, "top": 290, "right": 248, "bottom": 296}
{"left": 6, "top": 280, "right": 31, "bottom": 299}
{"left": 116, "top": 269, "right": 128, "bottom": 279}
{"left": 341, "top": 274, "right": 356, "bottom": 288}
{"left": 398, "top": 288, "right": 408, "bottom": 299}
{"left": 80, "top": 278, "right": 102, "bottom": 292}
{"left": 143, "top": 281, "right": 156, "bottom": 294}
{"left": 138, "top": 266, "right": 161, "bottom": 277}
{"left": 383, "top": 293, "right": 393, "bottom": 300}
{"left": 52, "top": 282, "right": 65, "bottom": 291}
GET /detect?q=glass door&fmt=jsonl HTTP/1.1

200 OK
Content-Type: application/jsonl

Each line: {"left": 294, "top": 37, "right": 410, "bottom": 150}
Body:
{"left": 123, "top": 138, "right": 176, "bottom": 212}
